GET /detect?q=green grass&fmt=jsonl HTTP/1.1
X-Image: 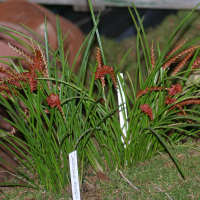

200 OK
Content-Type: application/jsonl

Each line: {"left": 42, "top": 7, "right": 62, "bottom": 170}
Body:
{"left": 1, "top": 138, "right": 200, "bottom": 199}
{"left": 97, "top": 139, "right": 200, "bottom": 200}
{"left": 100, "top": 139, "right": 200, "bottom": 199}
{"left": 0, "top": 188, "right": 71, "bottom": 200}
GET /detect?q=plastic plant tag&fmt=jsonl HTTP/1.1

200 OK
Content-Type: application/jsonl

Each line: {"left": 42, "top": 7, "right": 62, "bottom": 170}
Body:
{"left": 69, "top": 150, "right": 81, "bottom": 200}
{"left": 117, "top": 73, "right": 128, "bottom": 145}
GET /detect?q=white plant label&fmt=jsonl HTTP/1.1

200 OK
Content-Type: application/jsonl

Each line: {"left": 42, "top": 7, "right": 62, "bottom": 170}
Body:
{"left": 69, "top": 150, "right": 81, "bottom": 200}
{"left": 117, "top": 73, "right": 128, "bottom": 145}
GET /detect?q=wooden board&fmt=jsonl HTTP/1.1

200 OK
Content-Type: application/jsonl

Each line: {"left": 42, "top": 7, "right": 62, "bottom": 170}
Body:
{"left": 0, "top": 0, "right": 200, "bottom": 11}
{"left": 101, "top": 0, "right": 200, "bottom": 10}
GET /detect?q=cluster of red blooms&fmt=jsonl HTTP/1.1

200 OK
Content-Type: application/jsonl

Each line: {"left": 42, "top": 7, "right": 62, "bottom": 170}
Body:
{"left": 149, "top": 39, "right": 200, "bottom": 75}
{"left": 46, "top": 93, "right": 65, "bottom": 121}
{"left": 137, "top": 83, "right": 183, "bottom": 99}
{"left": 140, "top": 104, "right": 153, "bottom": 122}
{"left": 0, "top": 41, "right": 64, "bottom": 122}
{"left": 139, "top": 82, "right": 200, "bottom": 123}
{"left": 162, "top": 43, "right": 199, "bottom": 72}
{"left": 139, "top": 39, "right": 200, "bottom": 123}
{"left": 168, "top": 83, "right": 183, "bottom": 96}
{"left": 94, "top": 47, "right": 118, "bottom": 90}
{"left": 0, "top": 42, "right": 49, "bottom": 98}
{"left": 139, "top": 84, "right": 182, "bottom": 122}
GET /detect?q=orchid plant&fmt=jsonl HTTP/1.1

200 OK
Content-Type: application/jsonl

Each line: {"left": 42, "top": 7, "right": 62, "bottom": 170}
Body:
{"left": 0, "top": 0, "right": 200, "bottom": 194}
{"left": 86, "top": 1, "right": 200, "bottom": 179}
{"left": 0, "top": 17, "right": 114, "bottom": 192}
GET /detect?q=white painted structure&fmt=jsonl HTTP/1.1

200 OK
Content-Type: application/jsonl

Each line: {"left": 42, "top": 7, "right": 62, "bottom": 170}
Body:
{"left": 0, "top": 0, "right": 200, "bottom": 11}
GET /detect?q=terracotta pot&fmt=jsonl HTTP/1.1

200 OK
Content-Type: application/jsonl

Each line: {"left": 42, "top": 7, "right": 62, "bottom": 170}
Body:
{"left": 0, "top": 21, "right": 45, "bottom": 72}
{"left": 0, "top": 0, "right": 84, "bottom": 132}
{"left": 0, "top": 1, "right": 84, "bottom": 180}
{"left": 0, "top": 0, "right": 84, "bottom": 71}
{"left": 0, "top": 21, "right": 44, "bottom": 132}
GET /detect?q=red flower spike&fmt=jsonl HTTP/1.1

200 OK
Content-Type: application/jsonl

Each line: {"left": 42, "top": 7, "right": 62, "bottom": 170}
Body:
{"left": 25, "top": 71, "right": 38, "bottom": 92}
{"left": 167, "top": 39, "right": 188, "bottom": 58}
{"left": 0, "top": 84, "right": 19, "bottom": 98}
{"left": 177, "top": 98, "right": 200, "bottom": 107}
{"left": 0, "top": 67, "right": 27, "bottom": 91}
{"left": 151, "top": 41, "right": 155, "bottom": 70}
{"left": 191, "top": 57, "right": 200, "bottom": 70}
{"left": 137, "top": 87, "right": 149, "bottom": 99}
{"left": 171, "top": 50, "right": 194, "bottom": 76}
{"left": 140, "top": 104, "right": 153, "bottom": 122}
{"left": 46, "top": 93, "right": 65, "bottom": 121}
{"left": 8, "top": 43, "right": 33, "bottom": 63}
{"left": 168, "top": 83, "right": 183, "bottom": 96}
{"left": 0, "top": 41, "right": 50, "bottom": 98}
{"left": 165, "top": 97, "right": 177, "bottom": 105}
{"left": 96, "top": 47, "right": 102, "bottom": 69}
{"left": 169, "top": 98, "right": 200, "bottom": 114}
{"left": 46, "top": 93, "right": 61, "bottom": 108}
{"left": 137, "top": 86, "right": 167, "bottom": 99}
{"left": 149, "top": 86, "right": 164, "bottom": 92}
{"left": 0, "top": 91, "right": 12, "bottom": 99}
{"left": 165, "top": 96, "right": 200, "bottom": 123}
{"left": 163, "top": 45, "right": 199, "bottom": 70}
{"left": 94, "top": 48, "right": 118, "bottom": 90}
{"left": 95, "top": 65, "right": 118, "bottom": 90}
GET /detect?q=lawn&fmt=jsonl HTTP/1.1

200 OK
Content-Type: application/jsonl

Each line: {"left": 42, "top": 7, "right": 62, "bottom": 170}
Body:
{"left": 0, "top": 138, "right": 200, "bottom": 199}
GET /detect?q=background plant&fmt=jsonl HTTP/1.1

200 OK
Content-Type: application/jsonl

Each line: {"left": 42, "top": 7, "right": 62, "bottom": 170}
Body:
{"left": 0, "top": 16, "right": 117, "bottom": 192}
{"left": 85, "top": 1, "right": 200, "bottom": 179}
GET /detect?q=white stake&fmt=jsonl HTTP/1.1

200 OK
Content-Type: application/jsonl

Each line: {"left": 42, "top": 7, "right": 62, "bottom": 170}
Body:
{"left": 69, "top": 150, "right": 81, "bottom": 200}
{"left": 117, "top": 73, "right": 128, "bottom": 145}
